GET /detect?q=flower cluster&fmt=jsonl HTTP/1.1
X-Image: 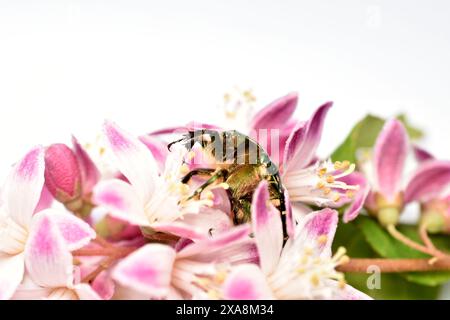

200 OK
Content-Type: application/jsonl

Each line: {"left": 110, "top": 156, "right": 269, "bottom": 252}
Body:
{"left": 1, "top": 90, "right": 449, "bottom": 300}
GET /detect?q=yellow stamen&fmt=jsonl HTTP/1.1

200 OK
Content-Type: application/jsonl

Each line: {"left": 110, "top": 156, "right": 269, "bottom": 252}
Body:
{"left": 310, "top": 274, "right": 320, "bottom": 287}
{"left": 317, "top": 235, "right": 328, "bottom": 245}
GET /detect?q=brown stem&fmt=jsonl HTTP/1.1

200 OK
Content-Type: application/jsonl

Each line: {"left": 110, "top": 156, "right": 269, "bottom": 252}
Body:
{"left": 93, "top": 236, "right": 114, "bottom": 248}
{"left": 337, "top": 258, "right": 450, "bottom": 273}
{"left": 81, "top": 256, "right": 118, "bottom": 283}
{"left": 80, "top": 247, "right": 137, "bottom": 283}
{"left": 73, "top": 246, "right": 138, "bottom": 257}
{"left": 418, "top": 224, "right": 450, "bottom": 260}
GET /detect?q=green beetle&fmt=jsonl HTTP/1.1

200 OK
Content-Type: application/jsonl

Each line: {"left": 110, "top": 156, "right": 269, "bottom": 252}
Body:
{"left": 169, "top": 129, "right": 286, "bottom": 225}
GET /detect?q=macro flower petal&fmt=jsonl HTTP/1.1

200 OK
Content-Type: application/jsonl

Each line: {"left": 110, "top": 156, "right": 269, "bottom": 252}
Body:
{"left": 4, "top": 146, "right": 45, "bottom": 227}
{"left": 294, "top": 208, "right": 338, "bottom": 257}
{"left": 222, "top": 264, "right": 274, "bottom": 300}
{"left": 373, "top": 119, "right": 409, "bottom": 201}
{"left": 153, "top": 209, "right": 232, "bottom": 240}
{"left": 327, "top": 280, "right": 372, "bottom": 300}
{"left": 413, "top": 145, "right": 434, "bottom": 163}
{"left": 139, "top": 135, "right": 168, "bottom": 172}
{"left": 177, "top": 224, "right": 251, "bottom": 260}
{"left": 0, "top": 253, "right": 25, "bottom": 300}
{"left": 25, "top": 210, "right": 74, "bottom": 288}
{"left": 341, "top": 172, "right": 369, "bottom": 223}
{"left": 72, "top": 136, "right": 101, "bottom": 194}
{"left": 404, "top": 160, "right": 450, "bottom": 204}
{"left": 46, "top": 210, "right": 96, "bottom": 251}
{"left": 250, "top": 92, "right": 298, "bottom": 130}
{"left": 112, "top": 244, "right": 176, "bottom": 298}
{"left": 73, "top": 283, "right": 102, "bottom": 300}
{"left": 283, "top": 102, "right": 332, "bottom": 173}
{"left": 104, "top": 120, "right": 159, "bottom": 202}
{"left": 252, "top": 181, "right": 283, "bottom": 275}
{"left": 93, "top": 179, "right": 150, "bottom": 226}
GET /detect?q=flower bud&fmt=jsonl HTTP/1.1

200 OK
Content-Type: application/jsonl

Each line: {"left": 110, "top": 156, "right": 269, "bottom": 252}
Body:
{"left": 44, "top": 143, "right": 82, "bottom": 208}
{"left": 373, "top": 192, "right": 403, "bottom": 227}
{"left": 420, "top": 199, "right": 450, "bottom": 234}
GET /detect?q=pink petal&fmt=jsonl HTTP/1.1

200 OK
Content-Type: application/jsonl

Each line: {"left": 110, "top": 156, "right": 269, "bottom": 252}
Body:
{"left": 251, "top": 181, "right": 283, "bottom": 275}
{"left": 25, "top": 210, "right": 74, "bottom": 288}
{"left": 0, "top": 253, "right": 25, "bottom": 300}
{"left": 413, "top": 145, "right": 434, "bottom": 163}
{"left": 34, "top": 185, "right": 54, "bottom": 214}
{"left": 404, "top": 160, "right": 450, "bottom": 204}
{"left": 177, "top": 224, "right": 251, "bottom": 259}
{"left": 139, "top": 135, "right": 168, "bottom": 172}
{"left": 328, "top": 281, "right": 372, "bottom": 300}
{"left": 48, "top": 211, "right": 96, "bottom": 251}
{"left": 373, "top": 119, "right": 409, "bottom": 201}
{"left": 341, "top": 172, "right": 370, "bottom": 223}
{"left": 112, "top": 244, "right": 176, "bottom": 298}
{"left": 104, "top": 121, "right": 159, "bottom": 202}
{"left": 284, "top": 191, "right": 295, "bottom": 238}
{"left": 73, "top": 283, "right": 102, "bottom": 300}
{"left": 250, "top": 92, "right": 298, "bottom": 130}
{"left": 91, "top": 271, "right": 115, "bottom": 300}
{"left": 4, "top": 146, "right": 45, "bottom": 227}
{"left": 222, "top": 264, "right": 274, "bottom": 300}
{"left": 283, "top": 102, "right": 332, "bottom": 173}
{"left": 93, "top": 179, "right": 149, "bottom": 226}
{"left": 72, "top": 136, "right": 101, "bottom": 194}
{"left": 296, "top": 208, "right": 338, "bottom": 256}
{"left": 153, "top": 209, "right": 232, "bottom": 240}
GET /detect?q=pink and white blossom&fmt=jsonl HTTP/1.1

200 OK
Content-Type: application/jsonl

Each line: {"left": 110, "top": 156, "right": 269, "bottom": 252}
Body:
{"left": 0, "top": 147, "right": 95, "bottom": 299}
{"left": 221, "top": 181, "right": 371, "bottom": 300}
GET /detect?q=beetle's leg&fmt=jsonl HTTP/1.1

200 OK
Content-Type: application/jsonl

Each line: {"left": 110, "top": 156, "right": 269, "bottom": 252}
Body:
{"left": 187, "top": 169, "right": 229, "bottom": 200}
{"left": 181, "top": 168, "right": 216, "bottom": 184}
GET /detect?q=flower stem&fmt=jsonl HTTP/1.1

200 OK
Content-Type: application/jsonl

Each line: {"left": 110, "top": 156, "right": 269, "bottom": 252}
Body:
{"left": 387, "top": 224, "right": 438, "bottom": 257}
{"left": 337, "top": 258, "right": 450, "bottom": 273}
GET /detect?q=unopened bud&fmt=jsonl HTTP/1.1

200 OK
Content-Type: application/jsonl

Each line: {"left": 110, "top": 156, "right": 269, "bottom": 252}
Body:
{"left": 420, "top": 211, "right": 445, "bottom": 234}
{"left": 378, "top": 207, "right": 400, "bottom": 227}
{"left": 44, "top": 144, "right": 82, "bottom": 207}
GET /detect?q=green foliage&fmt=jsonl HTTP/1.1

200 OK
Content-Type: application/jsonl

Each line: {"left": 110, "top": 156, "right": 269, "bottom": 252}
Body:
{"left": 330, "top": 112, "right": 446, "bottom": 298}
{"left": 331, "top": 113, "right": 424, "bottom": 163}
{"left": 356, "top": 216, "right": 450, "bottom": 287}
{"left": 333, "top": 217, "right": 445, "bottom": 299}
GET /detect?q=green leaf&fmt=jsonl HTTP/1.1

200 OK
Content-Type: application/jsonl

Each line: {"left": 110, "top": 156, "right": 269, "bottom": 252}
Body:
{"left": 344, "top": 273, "right": 441, "bottom": 300}
{"left": 331, "top": 113, "right": 424, "bottom": 163}
{"left": 333, "top": 218, "right": 442, "bottom": 298}
{"left": 356, "top": 216, "right": 450, "bottom": 286}
{"left": 331, "top": 114, "right": 384, "bottom": 163}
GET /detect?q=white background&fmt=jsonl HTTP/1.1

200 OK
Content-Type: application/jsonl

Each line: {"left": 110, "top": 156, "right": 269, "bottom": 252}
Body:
{"left": 1, "top": 0, "right": 450, "bottom": 181}
{"left": 0, "top": 0, "right": 450, "bottom": 298}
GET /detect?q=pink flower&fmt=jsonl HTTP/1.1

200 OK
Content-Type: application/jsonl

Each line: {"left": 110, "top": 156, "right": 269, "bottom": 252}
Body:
{"left": 221, "top": 181, "right": 371, "bottom": 300}
{"left": 281, "top": 102, "right": 365, "bottom": 223}
{"left": 361, "top": 119, "right": 450, "bottom": 226}
{"left": 93, "top": 121, "right": 232, "bottom": 241}
{"left": 112, "top": 225, "right": 256, "bottom": 299}
{"left": 0, "top": 147, "right": 96, "bottom": 300}
{"left": 13, "top": 211, "right": 99, "bottom": 300}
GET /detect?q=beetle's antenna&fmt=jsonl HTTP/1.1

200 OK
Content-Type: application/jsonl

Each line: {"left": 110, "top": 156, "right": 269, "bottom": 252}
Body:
{"left": 167, "top": 138, "right": 185, "bottom": 151}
